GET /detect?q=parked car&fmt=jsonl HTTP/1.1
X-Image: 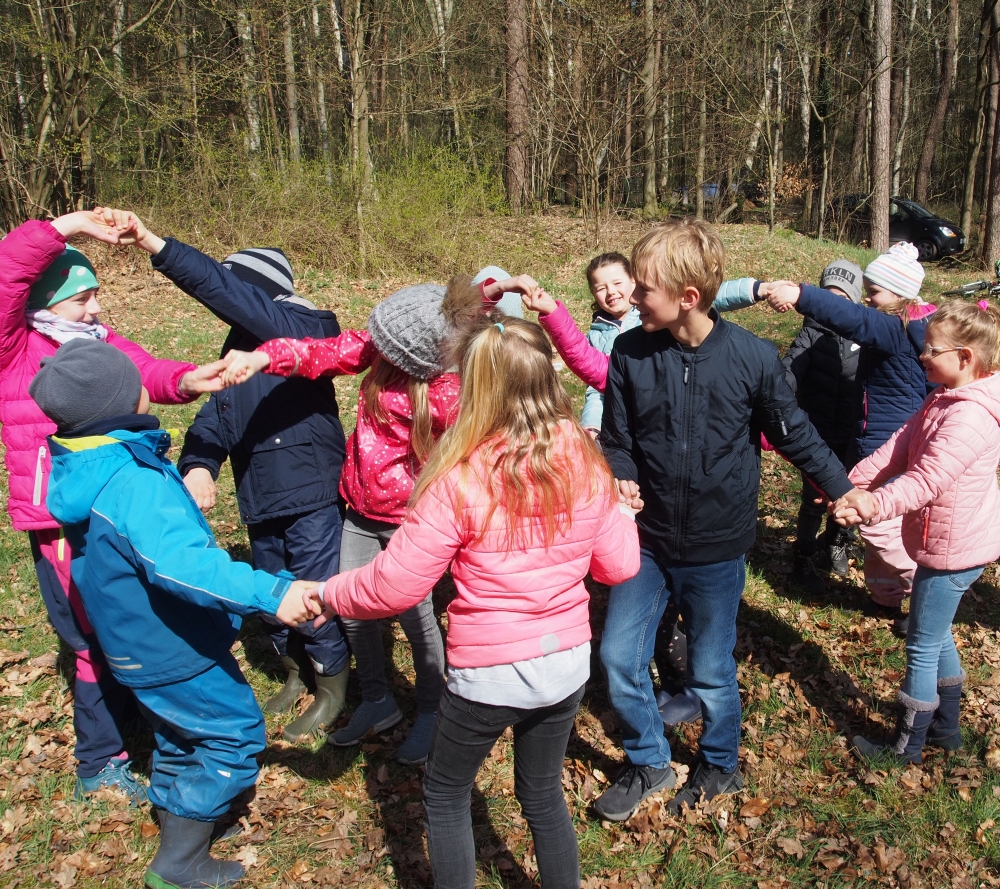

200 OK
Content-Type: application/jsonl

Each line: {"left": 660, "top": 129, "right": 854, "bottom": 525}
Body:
{"left": 826, "top": 195, "right": 966, "bottom": 262}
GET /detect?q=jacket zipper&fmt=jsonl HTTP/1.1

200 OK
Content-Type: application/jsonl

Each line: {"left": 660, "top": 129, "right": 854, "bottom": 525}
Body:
{"left": 922, "top": 509, "right": 930, "bottom": 548}
{"left": 32, "top": 446, "right": 46, "bottom": 506}
{"left": 676, "top": 355, "right": 694, "bottom": 555}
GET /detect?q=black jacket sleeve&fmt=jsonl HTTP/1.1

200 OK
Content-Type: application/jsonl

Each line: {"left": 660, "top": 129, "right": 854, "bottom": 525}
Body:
{"left": 599, "top": 346, "right": 640, "bottom": 483}
{"left": 781, "top": 324, "right": 817, "bottom": 395}
{"left": 151, "top": 238, "right": 339, "bottom": 342}
{"left": 753, "top": 347, "right": 853, "bottom": 500}
{"left": 177, "top": 394, "right": 230, "bottom": 480}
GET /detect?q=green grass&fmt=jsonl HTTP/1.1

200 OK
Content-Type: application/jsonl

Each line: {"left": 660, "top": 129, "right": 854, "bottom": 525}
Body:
{"left": 1, "top": 218, "right": 999, "bottom": 887}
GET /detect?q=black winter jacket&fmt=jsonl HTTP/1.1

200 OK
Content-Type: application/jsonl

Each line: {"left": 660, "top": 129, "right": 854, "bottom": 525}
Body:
{"left": 600, "top": 312, "right": 854, "bottom": 564}
{"left": 781, "top": 316, "right": 859, "bottom": 452}
{"left": 152, "top": 238, "right": 347, "bottom": 524}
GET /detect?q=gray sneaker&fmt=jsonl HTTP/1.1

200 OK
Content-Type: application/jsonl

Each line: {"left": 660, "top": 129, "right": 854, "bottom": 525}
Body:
{"left": 327, "top": 697, "right": 403, "bottom": 747}
{"left": 593, "top": 764, "right": 676, "bottom": 822}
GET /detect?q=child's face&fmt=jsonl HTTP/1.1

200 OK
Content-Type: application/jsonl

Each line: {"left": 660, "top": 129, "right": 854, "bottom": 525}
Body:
{"left": 631, "top": 277, "right": 683, "bottom": 331}
{"left": 827, "top": 286, "right": 850, "bottom": 301}
{"left": 48, "top": 289, "right": 102, "bottom": 324}
{"left": 863, "top": 280, "right": 896, "bottom": 309}
{"left": 589, "top": 263, "right": 635, "bottom": 318}
{"left": 136, "top": 386, "right": 150, "bottom": 415}
{"left": 920, "top": 327, "right": 976, "bottom": 388}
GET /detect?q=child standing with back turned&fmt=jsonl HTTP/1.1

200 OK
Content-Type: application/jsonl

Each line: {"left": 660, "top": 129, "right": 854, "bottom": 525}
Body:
{"left": 595, "top": 218, "right": 867, "bottom": 821}
{"left": 308, "top": 313, "right": 640, "bottom": 889}
{"left": 834, "top": 300, "right": 1000, "bottom": 764}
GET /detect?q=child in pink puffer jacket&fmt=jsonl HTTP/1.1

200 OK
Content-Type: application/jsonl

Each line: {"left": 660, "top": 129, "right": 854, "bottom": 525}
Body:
{"left": 307, "top": 313, "right": 640, "bottom": 889}
{"left": 0, "top": 210, "right": 228, "bottom": 803}
{"left": 833, "top": 300, "right": 1000, "bottom": 766}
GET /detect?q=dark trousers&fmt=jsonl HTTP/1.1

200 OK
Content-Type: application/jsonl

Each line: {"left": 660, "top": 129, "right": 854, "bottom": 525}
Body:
{"left": 247, "top": 503, "right": 350, "bottom": 675}
{"left": 423, "top": 684, "right": 585, "bottom": 889}
{"left": 30, "top": 529, "right": 131, "bottom": 778}
{"left": 795, "top": 439, "right": 855, "bottom": 556}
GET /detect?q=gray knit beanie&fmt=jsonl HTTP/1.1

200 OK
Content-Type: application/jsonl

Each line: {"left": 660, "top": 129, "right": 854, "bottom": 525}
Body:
{"left": 29, "top": 339, "right": 142, "bottom": 432}
{"left": 820, "top": 259, "right": 864, "bottom": 304}
{"left": 367, "top": 284, "right": 448, "bottom": 379}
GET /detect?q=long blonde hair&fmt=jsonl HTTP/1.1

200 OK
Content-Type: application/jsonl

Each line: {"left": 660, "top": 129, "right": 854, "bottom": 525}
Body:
{"left": 411, "top": 313, "right": 614, "bottom": 548}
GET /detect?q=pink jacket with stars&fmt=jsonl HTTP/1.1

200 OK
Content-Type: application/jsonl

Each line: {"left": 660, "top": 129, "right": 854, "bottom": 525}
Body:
{"left": 258, "top": 333, "right": 460, "bottom": 522}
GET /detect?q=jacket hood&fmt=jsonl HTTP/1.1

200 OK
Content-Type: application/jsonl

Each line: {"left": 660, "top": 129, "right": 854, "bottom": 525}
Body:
{"left": 935, "top": 372, "right": 1000, "bottom": 425}
{"left": 46, "top": 426, "right": 172, "bottom": 526}
{"left": 590, "top": 306, "right": 640, "bottom": 331}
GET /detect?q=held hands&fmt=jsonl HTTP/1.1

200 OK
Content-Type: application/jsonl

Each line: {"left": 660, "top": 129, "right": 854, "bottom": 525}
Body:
{"left": 91, "top": 207, "right": 166, "bottom": 255}
{"left": 756, "top": 280, "right": 797, "bottom": 301}
{"left": 521, "top": 287, "right": 558, "bottom": 315}
{"left": 275, "top": 580, "right": 325, "bottom": 626}
{"left": 828, "top": 488, "right": 880, "bottom": 527}
{"left": 50, "top": 210, "right": 124, "bottom": 244}
{"left": 765, "top": 283, "right": 802, "bottom": 314}
{"left": 482, "top": 274, "right": 539, "bottom": 304}
{"left": 178, "top": 354, "right": 235, "bottom": 396}
{"left": 183, "top": 467, "right": 217, "bottom": 513}
{"left": 302, "top": 585, "right": 338, "bottom": 629}
{"left": 615, "top": 478, "right": 644, "bottom": 514}
{"left": 221, "top": 349, "right": 271, "bottom": 387}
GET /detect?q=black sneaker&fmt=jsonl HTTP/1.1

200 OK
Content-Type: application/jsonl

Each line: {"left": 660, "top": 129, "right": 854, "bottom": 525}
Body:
{"left": 593, "top": 764, "right": 676, "bottom": 822}
{"left": 860, "top": 599, "right": 903, "bottom": 621}
{"left": 666, "top": 761, "right": 744, "bottom": 814}
{"left": 792, "top": 554, "right": 826, "bottom": 594}
{"left": 828, "top": 541, "right": 851, "bottom": 577}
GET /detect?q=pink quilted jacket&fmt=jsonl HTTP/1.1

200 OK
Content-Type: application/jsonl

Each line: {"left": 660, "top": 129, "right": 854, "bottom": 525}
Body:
{"left": 0, "top": 221, "right": 196, "bottom": 530}
{"left": 322, "top": 429, "right": 641, "bottom": 668}
{"left": 850, "top": 373, "right": 1000, "bottom": 571}
{"left": 539, "top": 302, "right": 610, "bottom": 392}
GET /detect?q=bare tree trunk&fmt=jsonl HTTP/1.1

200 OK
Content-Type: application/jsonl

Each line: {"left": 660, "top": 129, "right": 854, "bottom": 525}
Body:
{"left": 282, "top": 9, "right": 301, "bottom": 166}
{"left": 310, "top": 1, "right": 333, "bottom": 183}
{"left": 982, "top": 85, "right": 1000, "bottom": 265}
{"left": 695, "top": 92, "right": 707, "bottom": 220}
{"left": 642, "top": 0, "right": 658, "bottom": 213}
{"left": 871, "top": 0, "right": 892, "bottom": 252}
{"left": 848, "top": 87, "right": 868, "bottom": 191}
{"left": 237, "top": 9, "right": 261, "bottom": 153}
{"left": 915, "top": 0, "right": 958, "bottom": 203}
{"left": 892, "top": 0, "right": 917, "bottom": 194}
{"left": 505, "top": 0, "right": 530, "bottom": 210}
{"left": 960, "top": 1, "right": 996, "bottom": 236}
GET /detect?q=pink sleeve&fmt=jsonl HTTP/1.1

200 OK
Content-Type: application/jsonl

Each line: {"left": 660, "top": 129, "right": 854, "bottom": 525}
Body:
{"left": 0, "top": 221, "right": 67, "bottom": 370}
{"left": 539, "top": 302, "right": 610, "bottom": 392}
{"left": 105, "top": 331, "right": 196, "bottom": 404}
{"left": 589, "top": 498, "right": 641, "bottom": 585}
{"left": 259, "top": 330, "right": 375, "bottom": 378}
{"left": 323, "top": 481, "right": 462, "bottom": 620}
{"left": 871, "top": 404, "right": 992, "bottom": 523}
{"left": 428, "top": 373, "right": 461, "bottom": 434}
{"left": 850, "top": 416, "right": 916, "bottom": 491}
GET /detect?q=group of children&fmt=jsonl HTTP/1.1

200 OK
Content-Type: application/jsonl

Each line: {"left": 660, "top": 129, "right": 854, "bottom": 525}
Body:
{"left": 2, "top": 206, "right": 999, "bottom": 889}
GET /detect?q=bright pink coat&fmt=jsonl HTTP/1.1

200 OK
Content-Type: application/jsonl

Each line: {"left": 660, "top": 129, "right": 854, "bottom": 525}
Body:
{"left": 322, "top": 431, "right": 641, "bottom": 668}
{"left": 539, "top": 302, "right": 610, "bottom": 392}
{"left": 850, "top": 373, "right": 1000, "bottom": 571}
{"left": 258, "top": 333, "right": 460, "bottom": 523}
{"left": 0, "top": 221, "right": 196, "bottom": 530}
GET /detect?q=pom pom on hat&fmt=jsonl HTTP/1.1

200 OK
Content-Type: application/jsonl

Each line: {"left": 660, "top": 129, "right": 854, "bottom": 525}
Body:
{"left": 863, "top": 242, "right": 925, "bottom": 300}
{"left": 28, "top": 246, "right": 100, "bottom": 310}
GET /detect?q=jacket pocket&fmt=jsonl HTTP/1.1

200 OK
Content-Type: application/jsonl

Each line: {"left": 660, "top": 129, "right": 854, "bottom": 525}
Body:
{"left": 248, "top": 431, "right": 321, "bottom": 498}
{"left": 32, "top": 446, "right": 47, "bottom": 506}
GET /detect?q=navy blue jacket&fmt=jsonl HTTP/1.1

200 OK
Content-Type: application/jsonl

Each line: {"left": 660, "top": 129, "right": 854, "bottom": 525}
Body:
{"left": 782, "top": 316, "right": 859, "bottom": 453}
{"left": 796, "top": 285, "right": 932, "bottom": 460}
{"left": 600, "top": 311, "right": 853, "bottom": 564}
{"left": 46, "top": 416, "right": 292, "bottom": 688}
{"left": 152, "top": 239, "right": 347, "bottom": 524}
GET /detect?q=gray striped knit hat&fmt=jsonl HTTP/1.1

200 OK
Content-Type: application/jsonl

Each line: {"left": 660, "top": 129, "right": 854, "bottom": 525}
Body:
{"left": 223, "top": 248, "right": 316, "bottom": 309}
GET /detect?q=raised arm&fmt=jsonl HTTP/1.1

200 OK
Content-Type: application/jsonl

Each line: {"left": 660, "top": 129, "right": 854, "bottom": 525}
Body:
{"left": 537, "top": 303, "right": 610, "bottom": 391}
{"left": 791, "top": 285, "right": 909, "bottom": 354}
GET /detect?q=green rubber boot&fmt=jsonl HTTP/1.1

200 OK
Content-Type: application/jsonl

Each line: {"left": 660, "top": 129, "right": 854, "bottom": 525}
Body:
{"left": 282, "top": 666, "right": 349, "bottom": 741}
{"left": 262, "top": 656, "right": 307, "bottom": 714}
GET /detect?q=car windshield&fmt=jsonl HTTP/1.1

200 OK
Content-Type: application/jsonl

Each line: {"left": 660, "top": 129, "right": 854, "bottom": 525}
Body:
{"left": 899, "top": 200, "right": 935, "bottom": 219}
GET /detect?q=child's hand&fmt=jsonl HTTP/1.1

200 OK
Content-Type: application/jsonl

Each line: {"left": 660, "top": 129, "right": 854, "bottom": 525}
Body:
{"left": 830, "top": 488, "right": 879, "bottom": 526}
{"left": 521, "top": 288, "right": 558, "bottom": 315}
{"left": 92, "top": 207, "right": 166, "bottom": 255}
{"left": 766, "top": 283, "right": 801, "bottom": 313}
{"left": 276, "top": 580, "right": 322, "bottom": 626}
{"left": 756, "top": 280, "right": 797, "bottom": 301}
{"left": 584, "top": 426, "right": 600, "bottom": 440}
{"left": 183, "top": 468, "right": 217, "bottom": 512}
{"left": 301, "top": 585, "right": 338, "bottom": 629}
{"left": 615, "top": 478, "right": 644, "bottom": 513}
{"left": 178, "top": 354, "right": 235, "bottom": 396}
{"left": 482, "top": 274, "right": 539, "bottom": 303}
{"left": 221, "top": 350, "right": 271, "bottom": 387}
{"left": 50, "top": 210, "right": 122, "bottom": 244}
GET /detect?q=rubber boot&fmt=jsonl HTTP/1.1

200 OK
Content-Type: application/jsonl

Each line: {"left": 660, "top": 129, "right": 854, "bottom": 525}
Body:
{"left": 262, "top": 656, "right": 306, "bottom": 714}
{"left": 144, "top": 811, "right": 244, "bottom": 889}
{"left": 852, "top": 692, "right": 938, "bottom": 765}
{"left": 927, "top": 673, "right": 964, "bottom": 751}
{"left": 657, "top": 687, "right": 703, "bottom": 727}
{"left": 282, "top": 666, "right": 349, "bottom": 741}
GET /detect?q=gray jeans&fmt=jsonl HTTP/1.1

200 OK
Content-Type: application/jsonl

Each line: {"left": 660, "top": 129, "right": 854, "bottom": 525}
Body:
{"left": 339, "top": 509, "right": 446, "bottom": 714}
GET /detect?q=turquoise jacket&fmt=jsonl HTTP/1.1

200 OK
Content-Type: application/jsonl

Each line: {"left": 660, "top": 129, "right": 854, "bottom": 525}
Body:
{"left": 580, "top": 277, "right": 758, "bottom": 430}
{"left": 46, "top": 417, "right": 292, "bottom": 688}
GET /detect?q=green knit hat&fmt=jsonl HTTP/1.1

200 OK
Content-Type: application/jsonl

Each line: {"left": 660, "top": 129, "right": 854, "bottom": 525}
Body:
{"left": 28, "top": 246, "right": 100, "bottom": 310}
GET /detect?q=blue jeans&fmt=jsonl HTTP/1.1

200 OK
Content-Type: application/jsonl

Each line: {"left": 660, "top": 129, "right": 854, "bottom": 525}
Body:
{"left": 423, "top": 684, "right": 585, "bottom": 889}
{"left": 134, "top": 656, "right": 265, "bottom": 822}
{"left": 902, "top": 564, "right": 984, "bottom": 702}
{"left": 600, "top": 551, "right": 745, "bottom": 772}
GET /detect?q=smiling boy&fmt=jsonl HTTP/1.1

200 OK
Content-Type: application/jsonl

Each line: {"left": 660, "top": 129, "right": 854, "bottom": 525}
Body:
{"left": 595, "top": 218, "right": 872, "bottom": 820}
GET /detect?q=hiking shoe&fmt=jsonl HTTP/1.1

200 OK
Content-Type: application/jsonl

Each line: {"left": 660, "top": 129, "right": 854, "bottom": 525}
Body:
{"left": 593, "top": 764, "right": 676, "bottom": 822}
{"left": 74, "top": 753, "right": 148, "bottom": 807}
{"left": 327, "top": 697, "right": 403, "bottom": 747}
{"left": 792, "top": 554, "right": 826, "bottom": 594}
{"left": 666, "top": 761, "right": 743, "bottom": 814}
{"left": 395, "top": 711, "right": 436, "bottom": 765}
{"left": 829, "top": 541, "right": 851, "bottom": 577}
